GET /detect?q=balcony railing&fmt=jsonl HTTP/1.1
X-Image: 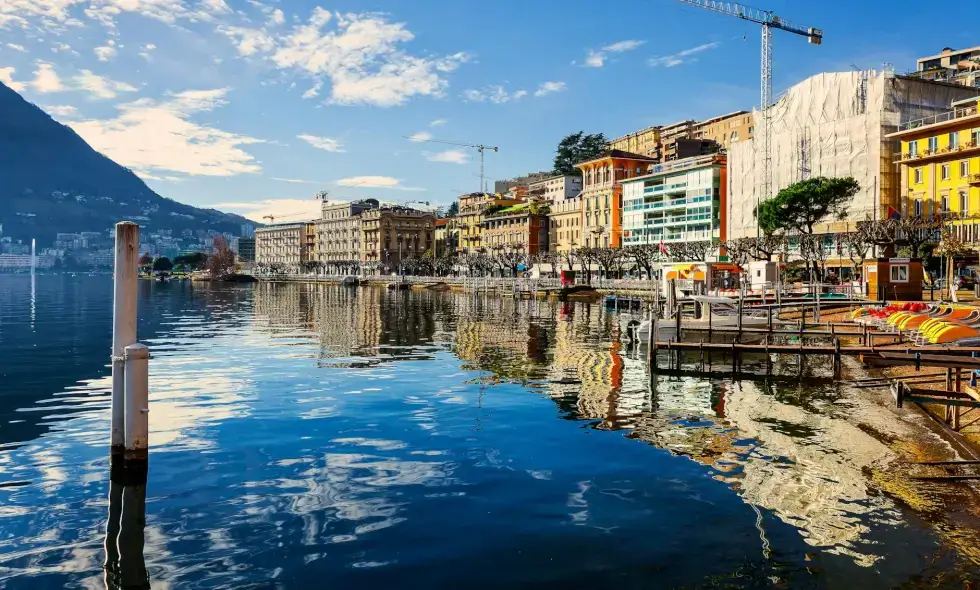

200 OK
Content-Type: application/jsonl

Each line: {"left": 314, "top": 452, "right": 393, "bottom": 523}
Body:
{"left": 970, "top": 174, "right": 980, "bottom": 185}
{"left": 895, "top": 141, "right": 980, "bottom": 161}
{"left": 899, "top": 104, "right": 980, "bottom": 132}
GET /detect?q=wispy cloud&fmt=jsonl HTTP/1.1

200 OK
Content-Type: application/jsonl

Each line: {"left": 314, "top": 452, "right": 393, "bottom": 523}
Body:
{"left": 649, "top": 41, "right": 721, "bottom": 67}
{"left": 407, "top": 131, "right": 432, "bottom": 142}
{"left": 580, "top": 39, "right": 645, "bottom": 68}
{"left": 74, "top": 70, "right": 137, "bottom": 99}
{"left": 69, "top": 89, "right": 265, "bottom": 179}
{"left": 42, "top": 104, "right": 78, "bottom": 117}
{"left": 426, "top": 149, "right": 469, "bottom": 164}
{"left": 429, "top": 119, "right": 447, "bottom": 127}
{"left": 337, "top": 176, "right": 424, "bottom": 191}
{"left": 215, "top": 198, "right": 321, "bottom": 222}
{"left": 0, "top": 67, "right": 24, "bottom": 92}
{"left": 94, "top": 45, "right": 116, "bottom": 62}
{"left": 297, "top": 134, "right": 344, "bottom": 152}
{"left": 5, "top": 43, "right": 25, "bottom": 52}
{"left": 534, "top": 81, "right": 566, "bottom": 97}
{"left": 271, "top": 177, "right": 321, "bottom": 184}
{"left": 462, "top": 85, "right": 528, "bottom": 104}
{"left": 30, "top": 62, "right": 64, "bottom": 93}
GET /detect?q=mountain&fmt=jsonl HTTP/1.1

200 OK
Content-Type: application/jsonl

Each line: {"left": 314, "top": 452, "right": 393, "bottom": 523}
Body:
{"left": 0, "top": 81, "right": 256, "bottom": 244}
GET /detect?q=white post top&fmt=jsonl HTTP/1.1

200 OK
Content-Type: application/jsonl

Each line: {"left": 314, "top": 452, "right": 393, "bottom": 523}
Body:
{"left": 124, "top": 343, "right": 150, "bottom": 359}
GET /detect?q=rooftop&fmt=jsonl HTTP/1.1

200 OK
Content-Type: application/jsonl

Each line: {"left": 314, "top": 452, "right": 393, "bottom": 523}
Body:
{"left": 574, "top": 149, "right": 658, "bottom": 167}
{"left": 621, "top": 154, "right": 726, "bottom": 183}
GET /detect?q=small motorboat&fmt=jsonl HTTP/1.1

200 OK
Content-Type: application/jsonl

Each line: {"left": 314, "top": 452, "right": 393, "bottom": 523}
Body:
{"left": 341, "top": 276, "right": 360, "bottom": 287}
{"left": 625, "top": 295, "right": 778, "bottom": 342}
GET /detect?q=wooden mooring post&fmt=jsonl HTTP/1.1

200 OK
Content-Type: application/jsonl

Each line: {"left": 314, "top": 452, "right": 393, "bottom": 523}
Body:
{"left": 110, "top": 222, "right": 149, "bottom": 461}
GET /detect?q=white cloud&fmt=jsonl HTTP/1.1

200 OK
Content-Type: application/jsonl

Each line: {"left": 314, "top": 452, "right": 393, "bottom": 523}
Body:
{"left": 429, "top": 119, "right": 446, "bottom": 127}
{"left": 427, "top": 149, "right": 468, "bottom": 165}
{"left": 219, "top": 25, "right": 276, "bottom": 56}
{"left": 94, "top": 45, "right": 116, "bottom": 61}
{"left": 462, "top": 85, "right": 527, "bottom": 104}
{"left": 51, "top": 43, "right": 73, "bottom": 53}
{"left": 30, "top": 61, "right": 64, "bottom": 93}
{"left": 202, "top": 0, "right": 231, "bottom": 14}
{"left": 649, "top": 41, "right": 720, "bottom": 67}
{"left": 534, "top": 81, "right": 566, "bottom": 97}
{"left": 269, "top": 8, "right": 284, "bottom": 25}
{"left": 0, "top": 66, "right": 24, "bottom": 91}
{"left": 68, "top": 88, "right": 264, "bottom": 178}
{"left": 297, "top": 134, "right": 344, "bottom": 152}
{"left": 6, "top": 43, "right": 25, "bottom": 52}
{"left": 301, "top": 80, "right": 321, "bottom": 99}
{"left": 271, "top": 177, "right": 320, "bottom": 184}
{"left": 73, "top": 69, "right": 137, "bottom": 98}
{"left": 215, "top": 198, "right": 320, "bottom": 222}
{"left": 407, "top": 131, "right": 431, "bottom": 142}
{"left": 217, "top": 8, "right": 470, "bottom": 107}
{"left": 144, "top": 43, "right": 157, "bottom": 50}
{"left": 581, "top": 39, "right": 645, "bottom": 68}
{"left": 336, "top": 176, "right": 422, "bottom": 191}
{"left": 42, "top": 104, "right": 77, "bottom": 117}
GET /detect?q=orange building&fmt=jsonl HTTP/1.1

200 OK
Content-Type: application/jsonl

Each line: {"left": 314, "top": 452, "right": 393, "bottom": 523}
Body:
{"left": 481, "top": 204, "right": 549, "bottom": 255}
{"left": 574, "top": 149, "right": 657, "bottom": 248}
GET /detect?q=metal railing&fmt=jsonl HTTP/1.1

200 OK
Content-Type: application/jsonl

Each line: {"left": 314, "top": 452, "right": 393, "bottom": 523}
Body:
{"left": 899, "top": 104, "right": 980, "bottom": 131}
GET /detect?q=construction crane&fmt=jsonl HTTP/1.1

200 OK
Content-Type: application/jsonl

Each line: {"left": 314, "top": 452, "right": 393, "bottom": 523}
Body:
{"left": 406, "top": 136, "right": 499, "bottom": 193}
{"left": 261, "top": 211, "right": 312, "bottom": 223}
{"left": 676, "top": 0, "right": 822, "bottom": 235}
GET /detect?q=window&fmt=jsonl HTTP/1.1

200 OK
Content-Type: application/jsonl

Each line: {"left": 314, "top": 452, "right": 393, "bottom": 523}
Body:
{"left": 890, "top": 264, "right": 909, "bottom": 283}
{"left": 749, "top": 126, "right": 754, "bottom": 133}
{"left": 951, "top": 131, "right": 960, "bottom": 149}
{"left": 914, "top": 199, "right": 922, "bottom": 216}
{"left": 909, "top": 141, "right": 918, "bottom": 157}
{"left": 962, "top": 192, "right": 970, "bottom": 214}
{"left": 914, "top": 168, "right": 923, "bottom": 184}
{"left": 941, "top": 195, "right": 948, "bottom": 213}
{"left": 973, "top": 130, "right": 980, "bottom": 146}
{"left": 942, "top": 164, "right": 950, "bottom": 180}
{"left": 928, "top": 136, "right": 938, "bottom": 152}
{"left": 731, "top": 131, "right": 739, "bottom": 141}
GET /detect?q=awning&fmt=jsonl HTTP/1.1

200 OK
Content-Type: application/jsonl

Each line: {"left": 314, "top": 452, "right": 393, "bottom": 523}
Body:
{"left": 711, "top": 263, "right": 743, "bottom": 273}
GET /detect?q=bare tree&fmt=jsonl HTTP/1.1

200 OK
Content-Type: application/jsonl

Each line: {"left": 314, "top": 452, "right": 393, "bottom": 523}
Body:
{"left": 624, "top": 245, "right": 662, "bottom": 279}
{"left": 798, "top": 234, "right": 830, "bottom": 281}
{"left": 720, "top": 238, "right": 754, "bottom": 267}
{"left": 668, "top": 240, "right": 712, "bottom": 262}
{"left": 208, "top": 236, "right": 237, "bottom": 279}
{"left": 593, "top": 248, "right": 623, "bottom": 280}
{"left": 574, "top": 247, "right": 598, "bottom": 285}
{"left": 895, "top": 215, "right": 940, "bottom": 258}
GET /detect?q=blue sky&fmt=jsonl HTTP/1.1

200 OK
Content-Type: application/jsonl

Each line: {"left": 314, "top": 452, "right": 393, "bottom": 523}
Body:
{"left": 0, "top": 0, "right": 973, "bottom": 222}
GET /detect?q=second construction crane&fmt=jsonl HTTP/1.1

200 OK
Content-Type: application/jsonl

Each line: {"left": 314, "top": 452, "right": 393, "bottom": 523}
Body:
{"left": 676, "top": 0, "right": 822, "bottom": 234}
{"left": 407, "top": 136, "right": 499, "bottom": 193}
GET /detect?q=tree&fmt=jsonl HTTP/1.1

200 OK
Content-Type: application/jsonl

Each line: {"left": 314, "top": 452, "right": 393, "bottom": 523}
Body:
{"left": 624, "top": 245, "right": 662, "bottom": 280}
{"left": 593, "top": 247, "right": 623, "bottom": 280}
{"left": 895, "top": 215, "right": 940, "bottom": 259}
{"left": 174, "top": 252, "right": 208, "bottom": 270}
{"left": 207, "top": 236, "right": 236, "bottom": 279}
{"left": 553, "top": 131, "right": 607, "bottom": 176}
{"left": 152, "top": 257, "right": 173, "bottom": 273}
{"left": 758, "top": 177, "right": 860, "bottom": 236}
{"left": 446, "top": 201, "right": 459, "bottom": 217}
{"left": 668, "top": 241, "right": 712, "bottom": 262}
{"left": 936, "top": 230, "right": 971, "bottom": 301}
{"left": 139, "top": 252, "right": 153, "bottom": 272}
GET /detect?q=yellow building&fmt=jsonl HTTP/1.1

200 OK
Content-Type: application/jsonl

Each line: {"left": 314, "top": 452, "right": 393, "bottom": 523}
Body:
{"left": 608, "top": 126, "right": 662, "bottom": 159}
{"left": 888, "top": 97, "right": 980, "bottom": 241}
{"left": 694, "top": 111, "right": 754, "bottom": 150}
{"left": 456, "top": 192, "right": 524, "bottom": 254}
{"left": 575, "top": 149, "right": 657, "bottom": 248}
{"left": 549, "top": 197, "right": 583, "bottom": 254}
{"left": 359, "top": 207, "right": 435, "bottom": 271}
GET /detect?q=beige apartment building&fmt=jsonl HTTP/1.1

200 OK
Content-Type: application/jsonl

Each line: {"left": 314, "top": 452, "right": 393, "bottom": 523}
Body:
{"left": 608, "top": 126, "right": 662, "bottom": 159}
{"left": 360, "top": 207, "right": 436, "bottom": 271}
{"left": 315, "top": 199, "right": 378, "bottom": 270}
{"left": 456, "top": 192, "right": 524, "bottom": 253}
{"left": 694, "top": 111, "right": 754, "bottom": 150}
{"left": 255, "top": 222, "right": 314, "bottom": 271}
{"left": 548, "top": 197, "right": 583, "bottom": 254}
{"left": 528, "top": 174, "right": 582, "bottom": 203}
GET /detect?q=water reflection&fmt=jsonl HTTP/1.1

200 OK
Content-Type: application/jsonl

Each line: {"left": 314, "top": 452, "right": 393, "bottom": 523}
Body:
{"left": 0, "top": 278, "right": 974, "bottom": 588}
{"left": 104, "top": 458, "right": 149, "bottom": 590}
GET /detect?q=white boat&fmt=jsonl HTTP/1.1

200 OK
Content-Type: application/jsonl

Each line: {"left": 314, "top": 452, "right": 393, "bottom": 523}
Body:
{"left": 626, "top": 295, "right": 777, "bottom": 341}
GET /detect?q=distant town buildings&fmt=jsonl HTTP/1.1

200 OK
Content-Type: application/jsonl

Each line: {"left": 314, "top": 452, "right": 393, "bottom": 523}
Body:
{"left": 255, "top": 222, "right": 313, "bottom": 270}
{"left": 528, "top": 175, "right": 582, "bottom": 203}
{"left": 914, "top": 46, "right": 980, "bottom": 88}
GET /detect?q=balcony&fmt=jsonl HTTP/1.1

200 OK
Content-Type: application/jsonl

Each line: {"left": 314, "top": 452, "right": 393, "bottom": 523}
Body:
{"left": 899, "top": 104, "right": 980, "bottom": 132}
{"left": 896, "top": 141, "right": 980, "bottom": 163}
{"left": 971, "top": 174, "right": 980, "bottom": 186}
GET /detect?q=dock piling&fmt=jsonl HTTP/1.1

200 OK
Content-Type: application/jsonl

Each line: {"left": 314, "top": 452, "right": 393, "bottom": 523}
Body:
{"left": 123, "top": 343, "right": 149, "bottom": 458}
{"left": 111, "top": 222, "right": 139, "bottom": 453}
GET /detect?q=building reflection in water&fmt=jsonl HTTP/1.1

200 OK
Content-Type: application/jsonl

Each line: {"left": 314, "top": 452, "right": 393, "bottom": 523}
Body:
{"left": 103, "top": 458, "right": 150, "bottom": 590}
{"left": 246, "top": 284, "right": 911, "bottom": 568}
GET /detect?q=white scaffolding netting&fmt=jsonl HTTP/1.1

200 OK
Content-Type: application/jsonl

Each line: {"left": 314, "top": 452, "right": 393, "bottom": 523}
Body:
{"left": 728, "top": 71, "right": 980, "bottom": 238}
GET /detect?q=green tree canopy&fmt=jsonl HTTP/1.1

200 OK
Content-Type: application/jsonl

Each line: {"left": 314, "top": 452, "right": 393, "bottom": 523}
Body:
{"left": 758, "top": 177, "right": 860, "bottom": 235}
{"left": 446, "top": 201, "right": 459, "bottom": 217}
{"left": 152, "top": 257, "right": 173, "bottom": 272}
{"left": 174, "top": 251, "right": 208, "bottom": 270}
{"left": 553, "top": 131, "right": 607, "bottom": 176}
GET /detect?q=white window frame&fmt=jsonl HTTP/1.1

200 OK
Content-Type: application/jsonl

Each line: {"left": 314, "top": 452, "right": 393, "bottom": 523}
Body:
{"left": 962, "top": 161, "right": 970, "bottom": 178}
{"left": 942, "top": 164, "right": 950, "bottom": 180}
{"left": 929, "top": 136, "right": 939, "bottom": 152}
{"left": 909, "top": 141, "right": 918, "bottom": 157}
{"left": 890, "top": 264, "right": 909, "bottom": 283}
{"left": 914, "top": 168, "right": 922, "bottom": 184}
{"left": 951, "top": 131, "right": 960, "bottom": 149}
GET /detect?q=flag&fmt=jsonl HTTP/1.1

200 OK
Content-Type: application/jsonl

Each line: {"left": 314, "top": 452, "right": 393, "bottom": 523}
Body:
{"left": 659, "top": 240, "right": 668, "bottom": 255}
{"left": 887, "top": 205, "right": 901, "bottom": 220}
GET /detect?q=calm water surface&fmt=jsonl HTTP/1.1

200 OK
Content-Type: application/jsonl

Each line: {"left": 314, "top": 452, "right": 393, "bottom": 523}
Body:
{"left": 0, "top": 275, "right": 974, "bottom": 588}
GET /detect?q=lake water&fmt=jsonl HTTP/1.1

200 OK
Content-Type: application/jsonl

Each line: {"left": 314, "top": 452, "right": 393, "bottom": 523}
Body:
{"left": 0, "top": 275, "right": 976, "bottom": 588}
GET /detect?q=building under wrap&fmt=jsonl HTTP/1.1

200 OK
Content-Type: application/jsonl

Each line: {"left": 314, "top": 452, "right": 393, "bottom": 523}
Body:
{"left": 728, "top": 71, "right": 980, "bottom": 239}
